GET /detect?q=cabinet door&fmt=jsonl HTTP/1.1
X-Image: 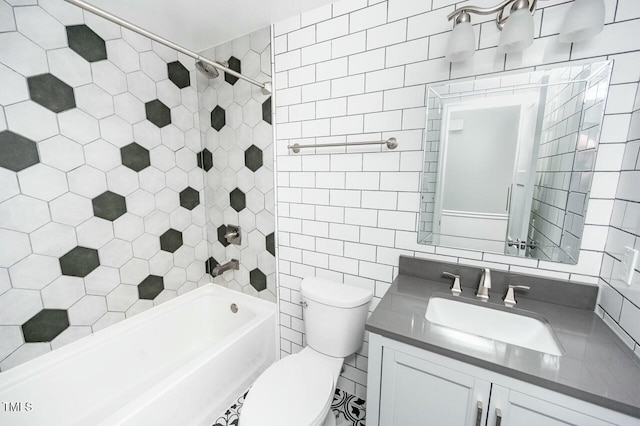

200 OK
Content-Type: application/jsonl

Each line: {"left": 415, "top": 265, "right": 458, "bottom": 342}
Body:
{"left": 487, "top": 385, "right": 616, "bottom": 426}
{"left": 379, "top": 348, "right": 491, "bottom": 426}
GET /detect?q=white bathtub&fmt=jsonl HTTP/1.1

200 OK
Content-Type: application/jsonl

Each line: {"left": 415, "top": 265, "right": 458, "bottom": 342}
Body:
{"left": 0, "top": 284, "right": 276, "bottom": 426}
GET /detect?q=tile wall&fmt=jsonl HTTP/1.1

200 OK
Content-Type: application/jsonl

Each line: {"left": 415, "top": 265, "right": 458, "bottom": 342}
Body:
{"left": 196, "top": 27, "right": 277, "bottom": 301}
{"left": 272, "top": 0, "right": 640, "bottom": 396}
{"left": 0, "top": 0, "right": 210, "bottom": 370}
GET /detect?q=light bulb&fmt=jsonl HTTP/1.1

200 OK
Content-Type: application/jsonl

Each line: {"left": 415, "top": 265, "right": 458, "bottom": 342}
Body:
{"left": 559, "top": 0, "right": 605, "bottom": 43}
{"left": 498, "top": 7, "right": 535, "bottom": 54}
{"left": 446, "top": 21, "right": 475, "bottom": 62}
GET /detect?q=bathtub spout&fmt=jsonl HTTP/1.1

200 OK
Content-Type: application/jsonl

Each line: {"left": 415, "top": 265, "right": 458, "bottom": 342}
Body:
{"left": 211, "top": 259, "right": 240, "bottom": 277}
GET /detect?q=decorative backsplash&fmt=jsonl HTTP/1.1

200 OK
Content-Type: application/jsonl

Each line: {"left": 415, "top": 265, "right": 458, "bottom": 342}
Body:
{"left": 0, "top": 1, "right": 209, "bottom": 370}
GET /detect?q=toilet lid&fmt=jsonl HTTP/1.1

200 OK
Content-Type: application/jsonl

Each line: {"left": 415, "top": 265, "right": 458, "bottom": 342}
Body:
{"left": 241, "top": 355, "right": 334, "bottom": 426}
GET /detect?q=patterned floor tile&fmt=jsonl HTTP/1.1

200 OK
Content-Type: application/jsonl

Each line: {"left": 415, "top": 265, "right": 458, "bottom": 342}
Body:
{"left": 212, "top": 387, "right": 366, "bottom": 426}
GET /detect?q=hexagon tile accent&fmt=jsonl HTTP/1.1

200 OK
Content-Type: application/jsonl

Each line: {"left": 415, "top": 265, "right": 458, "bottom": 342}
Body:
{"left": 179, "top": 187, "right": 200, "bottom": 210}
{"left": 138, "top": 275, "right": 164, "bottom": 300}
{"left": 66, "top": 25, "right": 107, "bottom": 62}
{"left": 22, "top": 309, "right": 70, "bottom": 342}
{"left": 28, "top": 74, "right": 76, "bottom": 113}
{"left": 262, "top": 97, "right": 272, "bottom": 125}
{"left": 250, "top": 268, "right": 267, "bottom": 292}
{"left": 230, "top": 188, "right": 246, "bottom": 212}
{"left": 266, "top": 232, "right": 275, "bottom": 257}
{"left": 167, "top": 61, "right": 190, "bottom": 89}
{"left": 145, "top": 99, "right": 171, "bottom": 128}
{"left": 211, "top": 106, "right": 226, "bottom": 131}
{"left": 224, "top": 56, "right": 241, "bottom": 85}
{"left": 0, "top": 131, "right": 40, "bottom": 171}
{"left": 244, "top": 145, "right": 263, "bottom": 172}
{"left": 60, "top": 246, "right": 100, "bottom": 277}
{"left": 160, "top": 228, "right": 183, "bottom": 253}
{"left": 92, "top": 191, "right": 127, "bottom": 221}
{"left": 121, "top": 142, "right": 151, "bottom": 172}
{"left": 197, "top": 148, "right": 213, "bottom": 171}
{"left": 217, "top": 225, "right": 230, "bottom": 247}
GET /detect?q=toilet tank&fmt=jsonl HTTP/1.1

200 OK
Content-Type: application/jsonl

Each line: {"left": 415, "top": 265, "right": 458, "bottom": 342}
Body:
{"left": 300, "top": 277, "right": 373, "bottom": 358}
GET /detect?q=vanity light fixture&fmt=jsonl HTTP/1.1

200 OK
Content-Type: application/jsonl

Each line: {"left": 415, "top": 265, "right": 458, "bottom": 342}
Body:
{"left": 445, "top": 0, "right": 604, "bottom": 62}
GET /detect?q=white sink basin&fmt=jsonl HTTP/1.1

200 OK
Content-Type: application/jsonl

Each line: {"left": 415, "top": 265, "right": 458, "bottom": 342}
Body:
{"left": 425, "top": 296, "right": 562, "bottom": 356}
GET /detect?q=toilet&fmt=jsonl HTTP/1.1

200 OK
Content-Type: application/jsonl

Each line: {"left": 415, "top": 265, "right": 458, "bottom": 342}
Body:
{"left": 240, "top": 277, "right": 373, "bottom": 426}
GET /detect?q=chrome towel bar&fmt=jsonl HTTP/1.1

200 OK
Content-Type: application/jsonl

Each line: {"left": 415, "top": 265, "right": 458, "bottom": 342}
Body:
{"left": 287, "top": 137, "right": 398, "bottom": 153}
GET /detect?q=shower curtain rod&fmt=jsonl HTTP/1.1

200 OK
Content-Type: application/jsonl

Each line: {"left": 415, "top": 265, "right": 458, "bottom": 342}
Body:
{"left": 63, "top": 0, "right": 272, "bottom": 94}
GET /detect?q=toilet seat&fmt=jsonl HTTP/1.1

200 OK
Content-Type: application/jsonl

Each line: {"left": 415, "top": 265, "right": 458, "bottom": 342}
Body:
{"left": 240, "top": 354, "right": 335, "bottom": 426}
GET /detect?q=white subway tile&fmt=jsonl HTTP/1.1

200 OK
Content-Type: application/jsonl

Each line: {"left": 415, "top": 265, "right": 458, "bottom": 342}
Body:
{"left": 346, "top": 172, "right": 380, "bottom": 190}
{"left": 366, "top": 66, "right": 404, "bottom": 92}
{"left": 360, "top": 226, "right": 395, "bottom": 246}
{"left": 572, "top": 20, "right": 640, "bottom": 59}
{"left": 386, "top": 37, "right": 430, "bottom": 67}
{"left": 407, "top": 7, "right": 455, "bottom": 40}
{"left": 345, "top": 241, "right": 377, "bottom": 262}
{"left": 303, "top": 220, "right": 330, "bottom": 237}
{"left": 332, "top": 74, "right": 366, "bottom": 97}
{"left": 301, "top": 4, "right": 332, "bottom": 27}
{"left": 290, "top": 233, "right": 315, "bottom": 250}
{"left": 348, "top": 92, "right": 383, "bottom": 114}
{"left": 350, "top": 2, "right": 387, "bottom": 33}
{"left": 349, "top": 49, "right": 386, "bottom": 75}
{"left": 316, "top": 98, "right": 348, "bottom": 118}
{"left": 363, "top": 152, "right": 400, "bottom": 171}
{"left": 288, "top": 64, "right": 316, "bottom": 87}
{"left": 345, "top": 207, "right": 378, "bottom": 226}
{"left": 388, "top": 0, "right": 431, "bottom": 21}
{"left": 605, "top": 83, "right": 637, "bottom": 114}
{"left": 600, "top": 114, "right": 631, "bottom": 143}
{"left": 332, "top": 32, "right": 367, "bottom": 59}
{"left": 278, "top": 187, "right": 302, "bottom": 203}
{"left": 367, "top": 20, "right": 407, "bottom": 50}
{"left": 330, "top": 189, "right": 362, "bottom": 207}
{"left": 364, "top": 110, "right": 402, "bottom": 132}
{"left": 359, "top": 260, "right": 393, "bottom": 281}
{"left": 316, "top": 57, "right": 349, "bottom": 81}
{"left": 276, "top": 86, "right": 302, "bottom": 107}
{"left": 316, "top": 205, "right": 345, "bottom": 222}
{"left": 334, "top": 0, "right": 368, "bottom": 16}
{"left": 617, "top": 0, "right": 640, "bottom": 21}
{"left": 316, "top": 237, "right": 344, "bottom": 255}
{"left": 302, "top": 119, "right": 331, "bottom": 137}
{"left": 595, "top": 144, "right": 625, "bottom": 171}
{"left": 378, "top": 210, "right": 416, "bottom": 231}
{"left": 302, "top": 81, "right": 331, "bottom": 102}
{"left": 317, "top": 15, "right": 350, "bottom": 42}
{"left": 610, "top": 52, "right": 640, "bottom": 84}
{"left": 331, "top": 153, "right": 363, "bottom": 171}
{"left": 302, "top": 155, "right": 330, "bottom": 171}
{"left": 274, "top": 35, "right": 288, "bottom": 55}
{"left": 302, "top": 188, "right": 330, "bottom": 205}
{"left": 331, "top": 115, "right": 364, "bottom": 135}
{"left": 402, "top": 107, "right": 427, "bottom": 130}
{"left": 361, "top": 190, "right": 397, "bottom": 209}
{"left": 329, "top": 255, "right": 360, "bottom": 274}
{"left": 289, "top": 102, "right": 316, "bottom": 122}
{"left": 303, "top": 250, "right": 329, "bottom": 268}
{"left": 274, "top": 15, "right": 301, "bottom": 36}
{"left": 380, "top": 171, "right": 420, "bottom": 191}
{"left": 384, "top": 85, "right": 426, "bottom": 110}
{"left": 316, "top": 171, "right": 346, "bottom": 189}
{"left": 405, "top": 57, "right": 450, "bottom": 85}
{"left": 329, "top": 223, "right": 361, "bottom": 242}
{"left": 288, "top": 172, "right": 316, "bottom": 188}
{"left": 376, "top": 246, "right": 411, "bottom": 266}
{"left": 275, "top": 50, "right": 301, "bottom": 72}
{"left": 289, "top": 202, "right": 315, "bottom": 219}
{"left": 277, "top": 122, "right": 302, "bottom": 139}
{"left": 301, "top": 41, "right": 332, "bottom": 65}
{"left": 288, "top": 26, "right": 316, "bottom": 51}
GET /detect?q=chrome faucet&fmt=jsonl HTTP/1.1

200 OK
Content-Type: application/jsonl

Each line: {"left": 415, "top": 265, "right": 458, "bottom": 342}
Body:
{"left": 443, "top": 272, "right": 462, "bottom": 296}
{"left": 211, "top": 259, "right": 239, "bottom": 277}
{"left": 503, "top": 285, "right": 530, "bottom": 307}
{"left": 476, "top": 268, "right": 491, "bottom": 301}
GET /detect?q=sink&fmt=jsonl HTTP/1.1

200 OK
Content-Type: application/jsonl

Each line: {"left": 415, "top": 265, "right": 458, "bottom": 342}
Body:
{"left": 425, "top": 296, "right": 562, "bottom": 356}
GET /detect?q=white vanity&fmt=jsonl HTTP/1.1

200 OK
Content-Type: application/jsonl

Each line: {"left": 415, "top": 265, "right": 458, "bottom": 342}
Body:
{"left": 365, "top": 257, "right": 640, "bottom": 426}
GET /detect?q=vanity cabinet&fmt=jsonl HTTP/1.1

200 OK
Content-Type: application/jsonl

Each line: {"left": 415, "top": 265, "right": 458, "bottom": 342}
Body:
{"left": 367, "top": 334, "right": 638, "bottom": 426}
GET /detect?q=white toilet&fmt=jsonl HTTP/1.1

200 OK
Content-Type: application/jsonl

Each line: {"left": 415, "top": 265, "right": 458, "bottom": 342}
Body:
{"left": 240, "top": 277, "right": 373, "bottom": 426}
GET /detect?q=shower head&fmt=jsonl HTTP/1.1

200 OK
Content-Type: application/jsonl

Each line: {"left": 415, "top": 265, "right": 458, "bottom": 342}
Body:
{"left": 195, "top": 60, "right": 227, "bottom": 79}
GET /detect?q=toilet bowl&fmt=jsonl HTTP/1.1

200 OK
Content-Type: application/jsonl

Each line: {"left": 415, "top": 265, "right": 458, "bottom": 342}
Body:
{"left": 240, "top": 277, "right": 373, "bottom": 426}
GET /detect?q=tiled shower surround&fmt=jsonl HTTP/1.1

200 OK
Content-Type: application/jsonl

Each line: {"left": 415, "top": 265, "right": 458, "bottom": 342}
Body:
{"left": 273, "top": 0, "right": 640, "bottom": 397}
{"left": 0, "top": 1, "right": 275, "bottom": 371}
{"left": 197, "top": 27, "right": 276, "bottom": 301}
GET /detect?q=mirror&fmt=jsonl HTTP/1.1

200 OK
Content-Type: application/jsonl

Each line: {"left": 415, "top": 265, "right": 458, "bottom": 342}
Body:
{"left": 418, "top": 61, "right": 612, "bottom": 265}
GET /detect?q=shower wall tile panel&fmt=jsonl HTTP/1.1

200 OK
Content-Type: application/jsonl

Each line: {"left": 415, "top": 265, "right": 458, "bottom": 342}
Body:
{"left": 196, "top": 27, "right": 276, "bottom": 301}
{"left": 273, "top": 0, "right": 640, "bottom": 397}
{"left": 0, "top": 0, "right": 208, "bottom": 371}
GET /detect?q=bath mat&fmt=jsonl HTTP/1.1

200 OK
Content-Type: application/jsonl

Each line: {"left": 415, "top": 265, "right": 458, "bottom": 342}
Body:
{"left": 212, "top": 387, "right": 366, "bottom": 426}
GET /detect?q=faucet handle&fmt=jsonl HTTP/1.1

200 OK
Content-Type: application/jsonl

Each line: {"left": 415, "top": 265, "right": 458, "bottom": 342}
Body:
{"left": 443, "top": 272, "right": 462, "bottom": 296}
{"left": 504, "top": 285, "right": 530, "bottom": 307}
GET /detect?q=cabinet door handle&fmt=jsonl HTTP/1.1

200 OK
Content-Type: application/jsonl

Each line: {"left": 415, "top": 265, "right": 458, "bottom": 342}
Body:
{"left": 476, "top": 401, "right": 483, "bottom": 426}
{"left": 495, "top": 408, "right": 502, "bottom": 426}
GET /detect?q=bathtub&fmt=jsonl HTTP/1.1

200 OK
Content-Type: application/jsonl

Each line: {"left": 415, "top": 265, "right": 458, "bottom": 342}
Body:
{"left": 0, "top": 284, "right": 277, "bottom": 426}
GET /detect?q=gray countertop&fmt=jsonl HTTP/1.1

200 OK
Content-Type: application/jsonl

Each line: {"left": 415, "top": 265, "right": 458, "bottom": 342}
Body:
{"left": 366, "top": 274, "right": 640, "bottom": 418}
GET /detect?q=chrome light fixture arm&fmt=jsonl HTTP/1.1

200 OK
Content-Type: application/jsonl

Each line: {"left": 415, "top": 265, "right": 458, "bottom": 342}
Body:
{"left": 447, "top": 0, "right": 537, "bottom": 30}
